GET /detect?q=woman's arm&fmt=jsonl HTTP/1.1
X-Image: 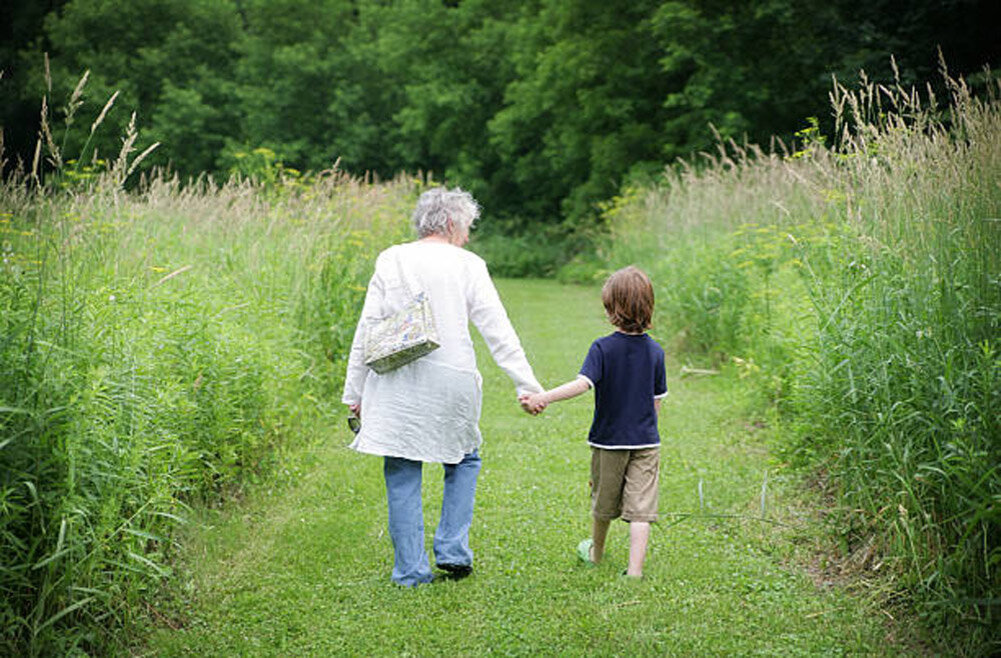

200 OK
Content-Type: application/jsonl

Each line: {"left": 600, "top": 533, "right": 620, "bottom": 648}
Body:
{"left": 468, "top": 259, "right": 543, "bottom": 396}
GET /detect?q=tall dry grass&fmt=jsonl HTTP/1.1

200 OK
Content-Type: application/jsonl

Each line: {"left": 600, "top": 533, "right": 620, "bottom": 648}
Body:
{"left": 599, "top": 64, "right": 1000, "bottom": 653}
{"left": 1, "top": 72, "right": 417, "bottom": 654}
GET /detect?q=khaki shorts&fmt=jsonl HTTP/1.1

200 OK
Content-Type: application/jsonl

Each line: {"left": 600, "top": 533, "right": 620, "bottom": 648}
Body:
{"left": 590, "top": 446, "right": 659, "bottom": 522}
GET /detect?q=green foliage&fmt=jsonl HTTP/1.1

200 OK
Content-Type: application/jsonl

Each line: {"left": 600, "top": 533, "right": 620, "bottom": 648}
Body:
{"left": 24, "top": 0, "right": 242, "bottom": 175}
{"left": 650, "top": 0, "right": 831, "bottom": 159}
{"left": 661, "top": 239, "right": 749, "bottom": 358}
{"left": 230, "top": 0, "right": 357, "bottom": 172}
{"left": 222, "top": 146, "right": 296, "bottom": 188}
{"left": 789, "top": 73, "right": 1001, "bottom": 647}
{"left": 469, "top": 230, "right": 568, "bottom": 279}
{"left": 4, "top": 0, "right": 995, "bottom": 230}
{"left": 486, "top": 0, "right": 671, "bottom": 225}
{"left": 592, "top": 68, "right": 1001, "bottom": 653}
{"left": 0, "top": 155, "right": 416, "bottom": 655}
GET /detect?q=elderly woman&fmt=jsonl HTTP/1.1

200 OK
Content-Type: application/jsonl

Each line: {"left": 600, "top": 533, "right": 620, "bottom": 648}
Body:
{"left": 342, "top": 186, "right": 543, "bottom": 587}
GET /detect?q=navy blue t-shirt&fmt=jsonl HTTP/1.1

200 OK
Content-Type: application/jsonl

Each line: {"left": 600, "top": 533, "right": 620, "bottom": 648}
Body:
{"left": 579, "top": 332, "right": 668, "bottom": 449}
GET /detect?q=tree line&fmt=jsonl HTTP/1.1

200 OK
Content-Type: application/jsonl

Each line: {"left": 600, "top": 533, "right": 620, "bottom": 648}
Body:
{"left": 2, "top": 0, "right": 998, "bottom": 229}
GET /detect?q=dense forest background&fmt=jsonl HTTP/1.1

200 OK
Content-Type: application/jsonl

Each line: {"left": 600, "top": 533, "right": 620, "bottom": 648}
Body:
{"left": 2, "top": 0, "right": 999, "bottom": 232}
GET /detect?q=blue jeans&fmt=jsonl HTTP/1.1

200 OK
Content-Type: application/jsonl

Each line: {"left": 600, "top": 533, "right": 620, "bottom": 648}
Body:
{"left": 383, "top": 450, "right": 481, "bottom": 586}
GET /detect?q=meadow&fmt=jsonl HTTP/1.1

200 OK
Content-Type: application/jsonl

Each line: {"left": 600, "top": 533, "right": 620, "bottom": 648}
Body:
{"left": 1, "top": 141, "right": 415, "bottom": 654}
{"left": 141, "top": 279, "right": 900, "bottom": 657}
{"left": 1, "top": 66, "right": 998, "bottom": 655}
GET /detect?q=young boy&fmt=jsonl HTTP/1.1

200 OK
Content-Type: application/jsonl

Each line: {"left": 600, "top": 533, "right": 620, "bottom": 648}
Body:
{"left": 521, "top": 266, "right": 667, "bottom": 578}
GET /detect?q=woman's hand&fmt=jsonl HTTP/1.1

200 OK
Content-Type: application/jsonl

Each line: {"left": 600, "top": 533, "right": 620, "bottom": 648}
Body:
{"left": 348, "top": 403, "right": 361, "bottom": 419}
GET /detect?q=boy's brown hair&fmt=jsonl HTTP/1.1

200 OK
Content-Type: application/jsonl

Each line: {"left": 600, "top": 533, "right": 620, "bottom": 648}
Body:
{"left": 602, "top": 266, "right": 654, "bottom": 333}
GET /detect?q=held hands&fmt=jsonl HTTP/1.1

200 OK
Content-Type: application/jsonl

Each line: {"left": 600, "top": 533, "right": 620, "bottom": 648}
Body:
{"left": 519, "top": 392, "right": 548, "bottom": 416}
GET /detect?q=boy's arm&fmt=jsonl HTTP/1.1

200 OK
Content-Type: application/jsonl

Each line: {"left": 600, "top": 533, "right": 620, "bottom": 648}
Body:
{"left": 541, "top": 376, "right": 591, "bottom": 404}
{"left": 521, "top": 376, "right": 590, "bottom": 414}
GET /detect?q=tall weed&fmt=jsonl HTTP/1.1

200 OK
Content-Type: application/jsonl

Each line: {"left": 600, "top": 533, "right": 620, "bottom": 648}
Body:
{"left": 594, "top": 65, "right": 1000, "bottom": 652}
{"left": 0, "top": 82, "right": 415, "bottom": 653}
{"left": 796, "top": 68, "right": 1000, "bottom": 648}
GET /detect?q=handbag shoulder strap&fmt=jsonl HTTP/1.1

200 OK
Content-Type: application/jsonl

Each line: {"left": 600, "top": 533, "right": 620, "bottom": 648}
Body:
{"left": 394, "top": 247, "right": 417, "bottom": 299}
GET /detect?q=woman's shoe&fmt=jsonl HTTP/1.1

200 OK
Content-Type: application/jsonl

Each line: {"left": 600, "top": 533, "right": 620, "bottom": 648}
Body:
{"left": 576, "top": 539, "right": 596, "bottom": 566}
{"left": 435, "top": 563, "right": 473, "bottom": 580}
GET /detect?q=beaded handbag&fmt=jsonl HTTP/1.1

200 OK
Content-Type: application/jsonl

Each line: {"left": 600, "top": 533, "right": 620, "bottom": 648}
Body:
{"left": 363, "top": 253, "right": 440, "bottom": 374}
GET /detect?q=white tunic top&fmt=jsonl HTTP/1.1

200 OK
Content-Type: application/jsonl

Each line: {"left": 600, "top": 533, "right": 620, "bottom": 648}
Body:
{"left": 342, "top": 241, "right": 543, "bottom": 463}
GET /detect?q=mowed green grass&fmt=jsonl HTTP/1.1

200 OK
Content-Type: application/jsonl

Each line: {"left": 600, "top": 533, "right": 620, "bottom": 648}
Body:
{"left": 144, "top": 279, "right": 900, "bottom": 656}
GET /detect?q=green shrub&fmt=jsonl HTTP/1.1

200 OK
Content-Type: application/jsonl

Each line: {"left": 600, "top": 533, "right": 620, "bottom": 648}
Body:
{"left": 599, "top": 68, "right": 1001, "bottom": 652}
{"left": 469, "top": 230, "right": 569, "bottom": 278}
{"left": 0, "top": 166, "right": 415, "bottom": 655}
{"left": 789, "top": 72, "right": 1001, "bottom": 646}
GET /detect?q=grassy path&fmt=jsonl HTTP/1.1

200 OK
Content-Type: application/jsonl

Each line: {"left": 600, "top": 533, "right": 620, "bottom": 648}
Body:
{"left": 145, "top": 279, "right": 900, "bottom": 656}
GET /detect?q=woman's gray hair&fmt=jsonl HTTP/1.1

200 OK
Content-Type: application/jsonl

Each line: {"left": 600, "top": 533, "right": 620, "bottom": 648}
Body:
{"left": 412, "top": 187, "right": 481, "bottom": 238}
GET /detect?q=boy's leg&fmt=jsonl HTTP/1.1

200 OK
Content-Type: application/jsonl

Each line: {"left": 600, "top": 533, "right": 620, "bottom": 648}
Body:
{"left": 591, "top": 518, "right": 611, "bottom": 562}
{"left": 384, "top": 456, "right": 433, "bottom": 586}
{"left": 626, "top": 521, "right": 651, "bottom": 576}
{"left": 433, "top": 450, "right": 481, "bottom": 569}
{"left": 621, "top": 448, "right": 660, "bottom": 578}
{"left": 589, "top": 447, "right": 629, "bottom": 562}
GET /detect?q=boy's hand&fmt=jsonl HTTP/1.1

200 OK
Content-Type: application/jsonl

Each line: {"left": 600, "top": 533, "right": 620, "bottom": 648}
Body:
{"left": 519, "top": 393, "right": 548, "bottom": 416}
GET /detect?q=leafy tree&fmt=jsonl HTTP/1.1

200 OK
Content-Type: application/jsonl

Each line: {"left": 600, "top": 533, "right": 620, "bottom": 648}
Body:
{"left": 228, "top": 0, "right": 360, "bottom": 173}
{"left": 650, "top": 0, "right": 1001, "bottom": 160}
{"left": 360, "top": 0, "right": 523, "bottom": 211}
{"left": 22, "top": 0, "right": 242, "bottom": 175}
{"left": 3, "top": 0, "right": 998, "bottom": 231}
{"left": 0, "top": 1, "right": 71, "bottom": 171}
{"left": 825, "top": 0, "right": 1001, "bottom": 87}
{"left": 650, "top": 0, "right": 839, "bottom": 159}
{"left": 488, "top": 0, "right": 671, "bottom": 226}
